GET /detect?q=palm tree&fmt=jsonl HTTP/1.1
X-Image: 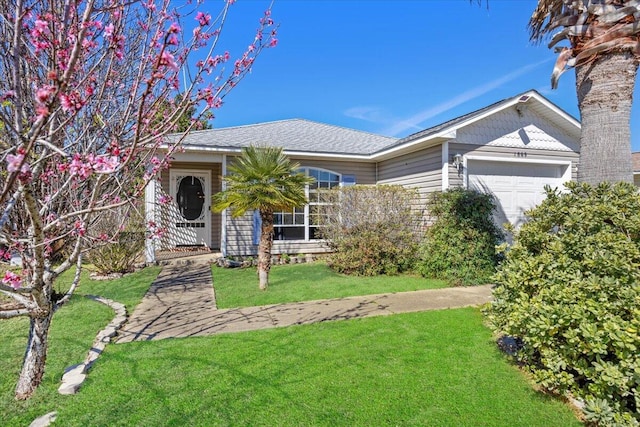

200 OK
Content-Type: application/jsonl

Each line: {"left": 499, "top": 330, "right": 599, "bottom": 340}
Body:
{"left": 212, "top": 146, "right": 314, "bottom": 290}
{"left": 529, "top": 1, "right": 640, "bottom": 184}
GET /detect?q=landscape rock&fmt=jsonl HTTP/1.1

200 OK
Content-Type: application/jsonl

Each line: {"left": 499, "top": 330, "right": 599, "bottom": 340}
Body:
{"left": 58, "top": 295, "right": 128, "bottom": 395}
{"left": 58, "top": 364, "right": 86, "bottom": 395}
{"left": 225, "top": 259, "right": 242, "bottom": 268}
{"left": 29, "top": 411, "right": 57, "bottom": 427}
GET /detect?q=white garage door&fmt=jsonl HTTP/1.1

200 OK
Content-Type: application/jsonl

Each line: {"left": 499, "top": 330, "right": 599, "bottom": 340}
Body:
{"left": 468, "top": 160, "right": 566, "bottom": 228}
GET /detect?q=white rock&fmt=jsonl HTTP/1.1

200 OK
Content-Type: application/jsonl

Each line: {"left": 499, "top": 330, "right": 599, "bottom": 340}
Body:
{"left": 58, "top": 379, "right": 84, "bottom": 395}
{"left": 29, "top": 411, "right": 57, "bottom": 427}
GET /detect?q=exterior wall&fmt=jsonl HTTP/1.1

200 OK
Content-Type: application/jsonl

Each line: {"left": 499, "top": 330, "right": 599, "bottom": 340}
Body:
{"left": 226, "top": 214, "right": 334, "bottom": 257}
{"left": 159, "top": 162, "right": 222, "bottom": 250}
{"left": 155, "top": 103, "right": 580, "bottom": 258}
{"left": 226, "top": 212, "right": 254, "bottom": 257}
{"left": 293, "top": 158, "right": 377, "bottom": 184}
{"left": 448, "top": 106, "right": 579, "bottom": 187}
{"left": 456, "top": 106, "right": 579, "bottom": 153}
{"left": 448, "top": 143, "right": 579, "bottom": 188}
{"left": 225, "top": 158, "right": 375, "bottom": 257}
{"left": 376, "top": 145, "right": 442, "bottom": 206}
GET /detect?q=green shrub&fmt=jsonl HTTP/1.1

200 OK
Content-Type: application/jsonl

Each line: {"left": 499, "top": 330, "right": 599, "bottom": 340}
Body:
{"left": 89, "top": 231, "right": 145, "bottom": 274}
{"left": 416, "top": 188, "right": 503, "bottom": 286}
{"left": 485, "top": 182, "right": 640, "bottom": 426}
{"left": 87, "top": 207, "right": 145, "bottom": 274}
{"left": 326, "top": 222, "right": 419, "bottom": 276}
{"left": 319, "top": 185, "right": 422, "bottom": 276}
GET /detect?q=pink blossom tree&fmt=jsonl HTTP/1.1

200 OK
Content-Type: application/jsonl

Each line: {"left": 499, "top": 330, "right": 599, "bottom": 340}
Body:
{"left": 0, "top": 0, "right": 276, "bottom": 400}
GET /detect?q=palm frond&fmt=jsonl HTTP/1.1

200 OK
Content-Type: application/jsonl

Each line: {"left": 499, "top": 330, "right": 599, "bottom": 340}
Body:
{"left": 530, "top": 0, "right": 640, "bottom": 87}
{"left": 212, "top": 145, "right": 314, "bottom": 218}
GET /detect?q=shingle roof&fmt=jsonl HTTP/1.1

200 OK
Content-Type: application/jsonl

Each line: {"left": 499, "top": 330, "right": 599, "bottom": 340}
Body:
{"left": 172, "top": 119, "right": 398, "bottom": 156}
{"left": 169, "top": 90, "right": 579, "bottom": 158}
{"left": 387, "top": 98, "right": 509, "bottom": 149}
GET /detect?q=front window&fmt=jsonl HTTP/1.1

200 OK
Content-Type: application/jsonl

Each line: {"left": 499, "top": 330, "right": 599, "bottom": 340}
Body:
{"left": 274, "top": 168, "right": 341, "bottom": 241}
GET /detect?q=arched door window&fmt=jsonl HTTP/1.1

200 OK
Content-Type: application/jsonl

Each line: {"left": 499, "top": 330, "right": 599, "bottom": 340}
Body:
{"left": 176, "top": 176, "right": 205, "bottom": 221}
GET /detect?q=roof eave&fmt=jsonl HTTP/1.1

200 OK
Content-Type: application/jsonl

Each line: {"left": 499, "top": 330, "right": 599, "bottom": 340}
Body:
{"left": 163, "top": 143, "right": 376, "bottom": 161}
{"left": 372, "top": 134, "right": 453, "bottom": 161}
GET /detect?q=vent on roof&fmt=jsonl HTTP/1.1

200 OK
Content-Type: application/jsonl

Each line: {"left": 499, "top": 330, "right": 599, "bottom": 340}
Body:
{"left": 518, "top": 95, "right": 530, "bottom": 102}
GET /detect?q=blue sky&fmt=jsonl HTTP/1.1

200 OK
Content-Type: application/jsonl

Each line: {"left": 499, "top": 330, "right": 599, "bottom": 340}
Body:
{"left": 203, "top": 0, "right": 640, "bottom": 151}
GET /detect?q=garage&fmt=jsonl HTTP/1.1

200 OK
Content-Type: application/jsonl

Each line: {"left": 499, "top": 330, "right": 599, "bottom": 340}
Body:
{"left": 467, "top": 159, "right": 570, "bottom": 229}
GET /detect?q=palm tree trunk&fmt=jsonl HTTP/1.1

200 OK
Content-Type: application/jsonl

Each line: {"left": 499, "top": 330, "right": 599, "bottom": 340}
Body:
{"left": 257, "top": 211, "right": 274, "bottom": 290}
{"left": 575, "top": 51, "right": 637, "bottom": 185}
{"left": 15, "top": 310, "right": 52, "bottom": 400}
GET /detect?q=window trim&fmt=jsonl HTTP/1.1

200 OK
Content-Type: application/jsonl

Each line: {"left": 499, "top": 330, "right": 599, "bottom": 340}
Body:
{"left": 273, "top": 167, "right": 343, "bottom": 242}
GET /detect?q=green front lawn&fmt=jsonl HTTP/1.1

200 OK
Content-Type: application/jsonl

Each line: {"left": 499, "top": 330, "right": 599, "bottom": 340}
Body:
{"left": 1, "top": 264, "right": 581, "bottom": 426}
{"left": 4, "top": 308, "right": 580, "bottom": 426}
{"left": 212, "top": 262, "right": 449, "bottom": 308}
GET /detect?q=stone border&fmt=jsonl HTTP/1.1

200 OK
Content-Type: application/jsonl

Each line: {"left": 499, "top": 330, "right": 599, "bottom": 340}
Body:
{"left": 58, "top": 295, "right": 127, "bottom": 395}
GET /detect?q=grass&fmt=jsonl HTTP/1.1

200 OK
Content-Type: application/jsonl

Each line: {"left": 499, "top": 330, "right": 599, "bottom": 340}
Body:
{"left": 212, "top": 262, "right": 449, "bottom": 308}
{"left": 0, "top": 266, "right": 161, "bottom": 424}
{"left": 0, "top": 264, "right": 582, "bottom": 426}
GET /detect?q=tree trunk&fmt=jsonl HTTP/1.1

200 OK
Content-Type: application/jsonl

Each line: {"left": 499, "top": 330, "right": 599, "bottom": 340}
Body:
{"left": 15, "top": 310, "right": 52, "bottom": 400}
{"left": 575, "top": 51, "right": 638, "bottom": 185}
{"left": 257, "top": 211, "right": 274, "bottom": 290}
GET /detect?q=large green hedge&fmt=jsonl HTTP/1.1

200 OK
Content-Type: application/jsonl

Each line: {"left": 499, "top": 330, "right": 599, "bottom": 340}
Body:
{"left": 486, "top": 182, "right": 640, "bottom": 426}
{"left": 416, "top": 187, "right": 503, "bottom": 286}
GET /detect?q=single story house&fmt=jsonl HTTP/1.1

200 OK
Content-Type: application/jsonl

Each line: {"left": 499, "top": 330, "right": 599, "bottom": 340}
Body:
{"left": 144, "top": 89, "right": 580, "bottom": 262}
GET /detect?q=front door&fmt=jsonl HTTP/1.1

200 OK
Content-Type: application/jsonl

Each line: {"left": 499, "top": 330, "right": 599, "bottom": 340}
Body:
{"left": 169, "top": 170, "right": 211, "bottom": 247}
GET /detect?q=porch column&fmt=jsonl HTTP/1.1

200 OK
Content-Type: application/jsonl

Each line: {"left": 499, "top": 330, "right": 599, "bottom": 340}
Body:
{"left": 441, "top": 141, "right": 449, "bottom": 191}
{"left": 221, "top": 155, "right": 228, "bottom": 258}
{"left": 144, "top": 178, "right": 157, "bottom": 264}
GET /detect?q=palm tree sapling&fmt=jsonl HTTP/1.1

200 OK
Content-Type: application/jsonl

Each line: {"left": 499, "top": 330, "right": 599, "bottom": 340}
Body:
{"left": 212, "top": 146, "right": 314, "bottom": 290}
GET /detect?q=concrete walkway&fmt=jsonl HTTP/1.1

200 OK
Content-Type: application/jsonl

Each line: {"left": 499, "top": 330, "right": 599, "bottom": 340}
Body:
{"left": 116, "top": 259, "right": 494, "bottom": 343}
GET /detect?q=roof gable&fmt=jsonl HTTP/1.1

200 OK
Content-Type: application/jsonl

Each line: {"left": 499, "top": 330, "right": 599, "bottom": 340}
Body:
{"left": 373, "top": 90, "right": 581, "bottom": 158}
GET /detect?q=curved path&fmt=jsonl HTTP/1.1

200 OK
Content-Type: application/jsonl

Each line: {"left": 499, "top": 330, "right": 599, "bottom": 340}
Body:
{"left": 116, "top": 259, "right": 494, "bottom": 343}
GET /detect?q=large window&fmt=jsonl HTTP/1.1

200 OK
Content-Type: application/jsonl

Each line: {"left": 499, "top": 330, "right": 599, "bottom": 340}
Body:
{"left": 274, "top": 168, "right": 341, "bottom": 241}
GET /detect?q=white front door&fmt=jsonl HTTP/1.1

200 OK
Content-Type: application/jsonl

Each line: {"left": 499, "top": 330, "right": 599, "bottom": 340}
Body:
{"left": 169, "top": 170, "right": 211, "bottom": 247}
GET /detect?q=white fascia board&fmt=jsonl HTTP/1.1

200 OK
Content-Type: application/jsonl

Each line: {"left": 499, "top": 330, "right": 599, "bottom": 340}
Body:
{"left": 372, "top": 91, "right": 580, "bottom": 161}
{"left": 172, "top": 145, "right": 375, "bottom": 162}
{"left": 281, "top": 150, "right": 373, "bottom": 161}
{"left": 170, "top": 151, "right": 224, "bottom": 163}
{"left": 372, "top": 135, "right": 452, "bottom": 161}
